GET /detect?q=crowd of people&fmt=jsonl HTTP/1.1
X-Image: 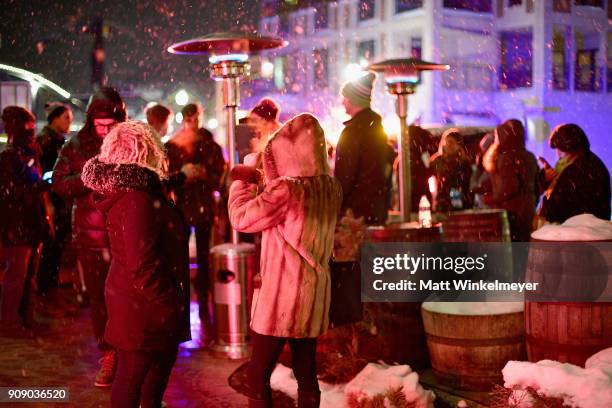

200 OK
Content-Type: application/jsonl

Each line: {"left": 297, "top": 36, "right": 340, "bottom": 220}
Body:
{"left": 0, "top": 71, "right": 610, "bottom": 407}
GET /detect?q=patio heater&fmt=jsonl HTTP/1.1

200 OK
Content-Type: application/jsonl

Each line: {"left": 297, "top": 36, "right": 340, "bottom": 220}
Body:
{"left": 368, "top": 58, "right": 449, "bottom": 222}
{"left": 168, "top": 33, "right": 286, "bottom": 359}
{"left": 168, "top": 32, "right": 286, "bottom": 243}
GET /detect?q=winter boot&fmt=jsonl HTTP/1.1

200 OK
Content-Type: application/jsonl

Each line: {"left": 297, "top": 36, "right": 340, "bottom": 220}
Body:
{"left": 94, "top": 350, "right": 117, "bottom": 387}
{"left": 297, "top": 390, "right": 321, "bottom": 408}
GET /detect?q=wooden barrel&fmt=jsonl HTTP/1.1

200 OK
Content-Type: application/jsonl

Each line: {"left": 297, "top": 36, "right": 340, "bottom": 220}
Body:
{"left": 527, "top": 239, "right": 610, "bottom": 301}
{"left": 442, "top": 209, "right": 511, "bottom": 242}
{"left": 525, "top": 237, "right": 612, "bottom": 366}
{"left": 365, "top": 222, "right": 443, "bottom": 243}
{"left": 359, "top": 302, "right": 431, "bottom": 368}
{"left": 422, "top": 305, "right": 526, "bottom": 391}
{"left": 358, "top": 223, "right": 443, "bottom": 368}
{"left": 525, "top": 302, "right": 612, "bottom": 366}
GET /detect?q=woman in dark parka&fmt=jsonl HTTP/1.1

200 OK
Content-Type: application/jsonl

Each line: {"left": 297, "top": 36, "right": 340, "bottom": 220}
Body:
{"left": 537, "top": 123, "right": 611, "bottom": 224}
{"left": 82, "top": 121, "right": 190, "bottom": 408}
{"left": 483, "top": 119, "right": 539, "bottom": 241}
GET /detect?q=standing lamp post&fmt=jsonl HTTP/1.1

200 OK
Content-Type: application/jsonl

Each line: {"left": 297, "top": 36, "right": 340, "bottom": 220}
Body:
{"left": 168, "top": 32, "right": 286, "bottom": 243}
{"left": 368, "top": 58, "right": 449, "bottom": 222}
{"left": 168, "top": 33, "right": 286, "bottom": 359}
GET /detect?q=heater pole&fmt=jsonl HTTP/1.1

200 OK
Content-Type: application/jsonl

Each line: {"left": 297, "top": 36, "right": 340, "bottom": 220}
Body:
{"left": 222, "top": 76, "right": 240, "bottom": 244}
{"left": 396, "top": 94, "right": 411, "bottom": 222}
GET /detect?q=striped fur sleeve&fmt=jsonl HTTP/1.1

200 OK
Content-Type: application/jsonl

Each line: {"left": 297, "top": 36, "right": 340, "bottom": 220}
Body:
{"left": 228, "top": 179, "right": 290, "bottom": 233}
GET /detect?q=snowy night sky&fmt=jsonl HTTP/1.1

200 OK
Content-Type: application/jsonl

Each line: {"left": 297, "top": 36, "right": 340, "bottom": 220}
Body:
{"left": 0, "top": 0, "right": 260, "bottom": 97}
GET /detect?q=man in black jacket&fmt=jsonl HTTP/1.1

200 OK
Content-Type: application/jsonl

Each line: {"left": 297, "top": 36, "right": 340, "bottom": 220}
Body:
{"left": 165, "top": 103, "right": 226, "bottom": 346}
{"left": 36, "top": 103, "right": 73, "bottom": 299}
{"left": 334, "top": 72, "right": 395, "bottom": 225}
{"left": 52, "top": 87, "right": 126, "bottom": 387}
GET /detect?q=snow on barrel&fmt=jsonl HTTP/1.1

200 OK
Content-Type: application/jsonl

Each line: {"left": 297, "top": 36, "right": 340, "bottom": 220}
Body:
{"left": 421, "top": 301, "right": 525, "bottom": 391}
{"left": 526, "top": 214, "right": 612, "bottom": 366}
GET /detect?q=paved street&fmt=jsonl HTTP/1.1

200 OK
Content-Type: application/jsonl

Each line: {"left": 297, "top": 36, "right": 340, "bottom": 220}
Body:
{"left": 0, "top": 299, "right": 248, "bottom": 408}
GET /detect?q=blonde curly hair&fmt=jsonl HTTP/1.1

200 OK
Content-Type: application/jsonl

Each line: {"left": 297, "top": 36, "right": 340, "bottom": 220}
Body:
{"left": 98, "top": 120, "right": 169, "bottom": 179}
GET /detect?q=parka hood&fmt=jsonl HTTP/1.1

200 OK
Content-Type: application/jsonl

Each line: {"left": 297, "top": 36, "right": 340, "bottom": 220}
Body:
{"left": 495, "top": 119, "right": 525, "bottom": 151}
{"left": 262, "top": 113, "right": 329, "bottom": 180}
{"left": 82, "top": 157, "right": 161, "bottom": 201}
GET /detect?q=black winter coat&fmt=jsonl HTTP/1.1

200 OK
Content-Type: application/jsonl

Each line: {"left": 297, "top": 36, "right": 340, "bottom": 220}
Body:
{"left": 166, "top": 128, "right": 226, "bottom": 226}
{"left": 52, "top": 129, "right": 108, "bottom": 249}
{"left": 486, "top": 147, "right": 539, "bottom": 242}
{"left": 36, "top": 126, "right": 66, "bottom": 173}
{"left": 82, "top": 159, "right": 191, "bottom": 351}
{"left": 430, "top": 153, "right": 473, "bottom": 212}
{"left": 334, "top": 108, "right": 395, "bottom": 225}
{"left": 0, "top": 145, "right": 45, "bottom": 246}
{"left": 539, "top": 151, "right": 611, "bottom": 224}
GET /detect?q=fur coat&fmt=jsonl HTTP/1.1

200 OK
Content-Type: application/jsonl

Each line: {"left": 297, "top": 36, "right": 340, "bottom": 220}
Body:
{"left": 228, "top": 114, "right": 342, "bottom": 338}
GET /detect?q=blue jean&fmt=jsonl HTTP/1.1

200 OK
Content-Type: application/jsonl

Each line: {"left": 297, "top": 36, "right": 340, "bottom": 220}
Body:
{"left": 110, "top": 346, "right": 178, "bottom": 408}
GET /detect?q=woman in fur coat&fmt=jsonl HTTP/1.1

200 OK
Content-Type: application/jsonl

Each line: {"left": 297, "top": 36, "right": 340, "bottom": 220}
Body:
{"left": 229, "top": 113, "right": 342, "bottom": 408}
{"left": 82, "top": 121, "right": 190, "bottom": 408}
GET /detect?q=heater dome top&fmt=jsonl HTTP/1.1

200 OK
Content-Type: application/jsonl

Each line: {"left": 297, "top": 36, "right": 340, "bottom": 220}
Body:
{"left": 167, "top": 32, "right": 287, "bottom": 56}
{"left": 368, "top": 58, "right": 450, "bottom": 74}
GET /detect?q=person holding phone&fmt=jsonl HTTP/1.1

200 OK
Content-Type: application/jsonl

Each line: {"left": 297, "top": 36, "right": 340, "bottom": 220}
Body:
{"left": 536, "top": 124, "right": 610, "bottom": 225}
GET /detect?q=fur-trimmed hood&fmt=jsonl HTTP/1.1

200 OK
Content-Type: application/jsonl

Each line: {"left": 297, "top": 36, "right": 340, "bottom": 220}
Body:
{"left": 263, "top": 113, "right": 329, "bottom": 180}
{"left": 82, "top": 157, "right": 161, "bottom": 197}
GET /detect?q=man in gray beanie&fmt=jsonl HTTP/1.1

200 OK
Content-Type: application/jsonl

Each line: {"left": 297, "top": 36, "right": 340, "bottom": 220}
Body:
{"left": 335, "top": 72, "right": 395, "bottom": 225}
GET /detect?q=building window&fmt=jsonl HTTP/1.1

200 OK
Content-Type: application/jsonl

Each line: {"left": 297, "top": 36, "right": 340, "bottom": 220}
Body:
{"left": 359, "top": 0, "right": 376, "bottom": 20}
{"left": 575, "top": 28, "right": 601, "bottom": 92}
{"left": 552, "top": 27, "right": 569, "bottom": 90}
{"left": 279, "top": 15, "right": 290, "bottom": 38}
{"left": 496, "top": 0, "right": 504, "bottom": 16}
{"left": 292, "top": 14, "right": 307, "bottom": 37}
{"left": 313, "top": 49, "right": 329, "bottom": 90}
{"left": 287, "top": 53, "right": 304, "bottom": 93}
{"left": 340, "top": 3, "right": 351, "bottom": 27}
{"left": 314, "top": 3, "right": 329, "bottom": 30}
{"left": 395, "top": 0, "right": 423, "bottom": 13}
{"left": 357, "top": 39, "right": 376, "bottom": 63}
{"left": 274, "top": 56, "right": 288, "bottom": 91}
{"left": 411, "top": 37, "right": 422, "bottom": 59}
{"left": 508, "top": 0, "right": 522, "bottom": 6}
{"left": 607, "top": 32, "right": 612, "bottom": 92}
{"left": 443, "top": 0, "right": 493, "bottom": 12}
{"left": 553, "top": 0, "right": 571, "bottom": 12}
{"left": 443, "top": 61, "right": 495, "bottom": 90}
{"left": 575, "top": 0, "right": 603, "bottom": 7}
{"left": 262, "top": 0, "right": 277, "bottom": 18}
{"left": 526, "top": 0, "right": 534, "bottom": 12}
{"left": 499, "top": 30, "right": 533, "bottom": 89}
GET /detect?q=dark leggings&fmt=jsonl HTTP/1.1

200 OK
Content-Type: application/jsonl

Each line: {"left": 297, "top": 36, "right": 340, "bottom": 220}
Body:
{"left": 78, "top": 248, "right": 112, "bottom": 351}
{"left": 193, "top": 223, "right": 212, "bottom": 326}
{"left": 111, "top": 346, "right": 178, "bottom": 408}
{"left": 248, "top": 332, "right": 319, "bottom": 406}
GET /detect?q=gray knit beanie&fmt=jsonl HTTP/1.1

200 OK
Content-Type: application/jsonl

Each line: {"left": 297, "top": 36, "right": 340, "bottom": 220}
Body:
{"left": 341, "top": 72, "right": 375, "bottom": 109}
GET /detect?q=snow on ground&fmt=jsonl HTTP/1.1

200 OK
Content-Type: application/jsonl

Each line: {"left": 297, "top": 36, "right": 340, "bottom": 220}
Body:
{"left": 270, "top": 362, "right": 435, "bottom": 408}
{"left": 502, "top": 359, "right": 612, "bottom": 408}
{"left": 344, "top": 363, "right": 435, "bottom": 407}
{"left": 531, "top": 214, "right": 612, "bottom": 241}
{"left": 585, "top": 347, "right": 612, "bottom": 376}
{"left": 422, "top": 301, "right": 524, "bottom": 315}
